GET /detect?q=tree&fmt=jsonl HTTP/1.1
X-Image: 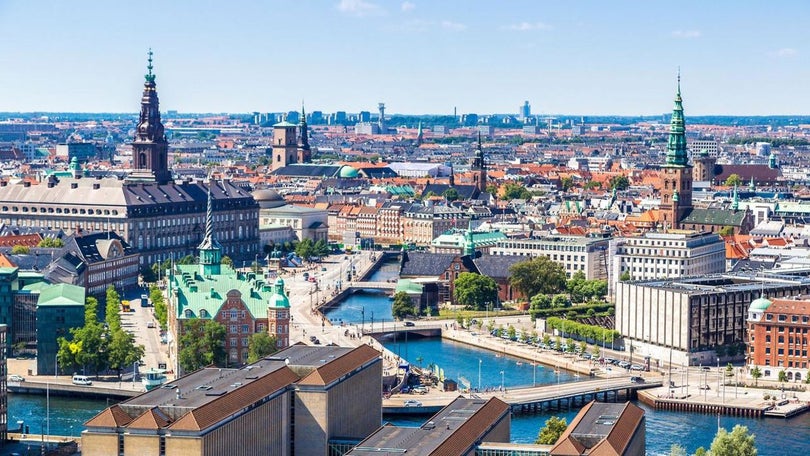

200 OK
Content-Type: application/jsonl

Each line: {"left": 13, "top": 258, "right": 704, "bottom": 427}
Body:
{"left": 107, "top": 329, "right": 144, "bottom": 379}
{"left": 177, "top": 255, "right": 197, "bottom": 265}
{"left": 391, "top": 292, "right": 415, "bottom": 320}
{"left": 718, "top": 226, "right": 734, "bottom": 237}
{"left": 247, "top": 332, "right": 278, "bottom": 363}
{"left": 295, "top": 239, "right": 315, "bottom": 262}
{"left": 670, "top": 444, "right": 687, "bottom": 456}
{"left": 529, "top": 294, "right": 552, "bottom": 320}
{"left": 507, "top": 325, "right": 516, "bottom": 339}
{"left": 442, "top": 187, "right": 460, "bottom": 202}
{"left": 535, "top": 416, "right": 567, "bottom": 444}
{"left": 707, "top": 425, "right": 757, "bottom": 456}
{"left": 609, "top": 174, "right": 630, "bottom": 191}
{"left": 502, "top": 182, "right": 532, "bottom": 201}
{"left": 313, "top": 239, "right": 331, "bottom": 258}
{"left": 510, "top": 257, "right": 567, "bottom": 299}
{"left": 151, "top": 285, "right": 168, "bottom": 329}
{"left": 38, "top": 237, "right": 65, "bottom": 248}
{"left": 778, "top": 370, "right": 788, "bottom": 383}
{"left": 10, "top": 245, "right": 30, "bottom": 254}
{"left": 619, "top": 271, "right": 631, "bottom": 282}
{"left": 221, "top": 255, "right": 234, "bottom": 267}
{"left": 750, "top": 366, "right": 762, "bottom": 386}
{"left": 552, "top": 294, "right": 571, "bottom": 308}
{"left": 105, "top": 286, "right": 122, "bottom": 332}
{"left": 178, "top": 319, "right": 227, "bottom": 372}
{"left": 454, "top": 272, "right": 499, "bottom": 310}
{"left": 560, "top": 176, "right": 574, "bottom": 191}
{"left": 724, "top": 174, "right": 743, "bottom": 187}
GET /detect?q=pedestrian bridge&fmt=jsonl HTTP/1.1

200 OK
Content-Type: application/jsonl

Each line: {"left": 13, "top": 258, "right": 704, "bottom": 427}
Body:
{"left": 348, "top": 281, "right": 397, "bottom": 290}
{"left": 364, "top": 323, "right": 444, "bottom": 338}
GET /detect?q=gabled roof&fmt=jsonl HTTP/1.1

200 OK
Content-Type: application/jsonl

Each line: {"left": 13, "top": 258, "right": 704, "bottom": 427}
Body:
{"left": 298, "top": 344, "right": 379, "bottom": 386}
{"left": 169, "top": 366, "right": 298, "bottom": 432}
{"left": 550, "top": 401, "right": 645, "bottom": 456}
{"left": 85, "top": 404, "right": 134, "bottom": 428}
{"left": 36, "top": 283, "right": 85, "bottom": 306}
{"left": 400, "top": 252, "right": 458, "bottom": 277}
{"left": 127, "top": 407, "right": 172, "bottom": 430}
{"left": 473, "top": 255, "right": 527, "bottom": 280}
{"left": 429, "top": 398, "right": 510, "bottom": 455}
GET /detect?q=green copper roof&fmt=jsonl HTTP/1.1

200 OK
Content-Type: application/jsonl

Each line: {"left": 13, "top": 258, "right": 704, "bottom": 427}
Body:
{"left": 748, "top": 296, "right": 772, "bottom": 313}
{"left": 171, "top": 264, "right": 277, "bottom": 319}
{"left": 339, "top": 165, "right": 359, "bottom": 178}
{"left": 395, "top": 279, "right": 423, "bottom": 295}
{"left": 37, "top": 283, "right": 85, "bottom": 307}
{"left": 680, "top": 208, "right": 747, "bottom": 227}
{"left": 268, "top": 277, "right": 289, "bottom": 308}
{"left": 664, "top": 73, "right": 689, "bottom": 168}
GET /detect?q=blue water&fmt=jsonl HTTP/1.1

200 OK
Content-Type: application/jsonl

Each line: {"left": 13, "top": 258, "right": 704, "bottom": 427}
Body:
{"left": 324, "top": 290, "right": 394, "bottom": 325}
{"left": 383, "top": 337, "right": 576, "bottom": 390}
{"left": 9, "top": 394, "right": 113, "bottom": 436}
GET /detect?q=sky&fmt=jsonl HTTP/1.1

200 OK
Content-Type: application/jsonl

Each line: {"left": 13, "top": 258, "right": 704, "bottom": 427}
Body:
{"left": 0, "top": 0, "right": 808, "bottom": 116}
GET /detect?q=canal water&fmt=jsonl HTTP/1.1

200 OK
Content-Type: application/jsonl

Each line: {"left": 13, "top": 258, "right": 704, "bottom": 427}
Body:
{"left": 323, "top": 257, "right": 401, "bottom": 325}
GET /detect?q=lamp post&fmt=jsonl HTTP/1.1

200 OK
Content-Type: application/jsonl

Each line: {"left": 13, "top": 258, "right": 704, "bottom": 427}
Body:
{"left": 478, "top": 359, "right": 482, "bottom": 391}
{"left": 54, "top": 353, "right": 58, "bottom": 379}
{"left": 500, "top": 370, "right": 505, "bottom": 393}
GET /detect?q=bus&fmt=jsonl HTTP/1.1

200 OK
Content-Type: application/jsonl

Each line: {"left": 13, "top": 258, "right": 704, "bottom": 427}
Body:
{"left": 121, "top": 300, "right": 131, "bottom": 312}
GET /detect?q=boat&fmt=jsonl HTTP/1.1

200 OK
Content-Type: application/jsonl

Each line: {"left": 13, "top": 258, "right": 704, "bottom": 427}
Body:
{"left": 142, "top": 368, "right": 168, "bottom": 391}
{"left": 516, "top": 362, "right": 523, "bottom": 366}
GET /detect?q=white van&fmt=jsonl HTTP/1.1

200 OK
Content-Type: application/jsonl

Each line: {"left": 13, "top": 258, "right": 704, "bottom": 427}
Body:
{"left": 72, "top": 375, "right": 92, "bottom": 386}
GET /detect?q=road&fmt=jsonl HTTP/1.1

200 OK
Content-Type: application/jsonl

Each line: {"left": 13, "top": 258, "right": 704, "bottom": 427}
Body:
{"left": 119, "top": 287, "right": 170, "bottom": 378}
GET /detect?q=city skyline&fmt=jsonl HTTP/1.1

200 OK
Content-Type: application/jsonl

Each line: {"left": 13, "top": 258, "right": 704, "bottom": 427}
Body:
{"left": 0, "top": 0, "right": 808, "bottom": 115}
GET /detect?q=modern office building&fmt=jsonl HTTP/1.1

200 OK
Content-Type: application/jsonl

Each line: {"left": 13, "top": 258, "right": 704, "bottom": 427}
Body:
{"left": 610, "top": 231, "right": 725, "bottom": 291}
{"left": 616, "top": 271, "right": 810, "bottom": 366}
{"left": 687, "top": 139, "right": 719, "bottom": 158}
{"left": 82, "top": 344, "right": 382, "bottom": 456}
{"left": 492, "top": 236, "right": 610, "bottom": 280}
{"left": 35, "top": 283, "right": 85, "bottom": 376}
{"left": 347, "top": 397, "right": 510, "bottom": 456}
{"left": 549, "top": 401, "right": 645, "bottom": 456}
{"left": 55, "top": 142, "right": 99, "bottom": 162}
{"left": 746, "top": 296, "right": 810, "bottom": 382}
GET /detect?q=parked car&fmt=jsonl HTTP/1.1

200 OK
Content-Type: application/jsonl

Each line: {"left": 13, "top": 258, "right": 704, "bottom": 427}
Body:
{"left": 72, "top": 375, "right": 92, "bottom": 386}
{"left": 630, "top": 376, "right": 645, "bottom": 383}
{"left": 411, "top": 386, "right": 428, "bottom": 394}
{"left": 403, "top": 321, "right": 415, "bottom": 327}
{"left": 147, "top": 321, "right": 156, "bottom": 328}
{"left": 403, "top": 400, "right": 422, "bottom": 407}
{"left": 8, "top": 374, "right": 24, "bottom": 382}
{"left": 630, "top": 364, "right": 644, "bottom": 371}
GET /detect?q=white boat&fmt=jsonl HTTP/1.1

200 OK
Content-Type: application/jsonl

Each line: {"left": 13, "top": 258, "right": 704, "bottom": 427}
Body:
{"left": 142, "top": 368, "right": 168, "bottom": 391}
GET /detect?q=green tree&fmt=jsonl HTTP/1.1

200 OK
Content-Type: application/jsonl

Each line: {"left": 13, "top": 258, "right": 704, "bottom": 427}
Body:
{"left": 247, "top": 332, "right": 278, "bottom": 363}
{"left": 391, "top": 292, "right": 415, "bottom": 320}
{"left": 542, "top": 333, "right": 551, "bottom": 347}
{"left": 750, "top": 366, "right": 762, "bottom": 386}
{"left": 507, "top": 325, "right": 516, "bottom": 339}
{"left": 529, "top": 294, "right": 552, "bottom": 321}
{"left": 535, "top": 416, "right": 567, "bottom": 444}
{"left": 707, "top": 425, "right": 757, "bottom": 456}
{"left": 487, "top": 320, "right": 495, "bottom": 333}
{"left": 151, "top": 285, "right": 168, "bottom": 329}
{"left": 38, "top": 237, "right": 65, "bottom": 248}
{"left": 177, "top": 255, "right": 197, "bottom": 265}
{"left": 509, "top": 257, "right": 567, "bottom": 299}
{"left": 502, "top": 182, "right": 532, "bottom": 200}
{"left": 105, "top": 286, "right": 122, "bottom": 331}
{"left": 313, "top": 239, "right": 331, "bottom": 258}
{"left": 442, "top": 187, "right": 460, "bottom": 202}
{"left": 178, "top": 319, "right": 227, "bottom": 373}
{"left": 619, "top": 271, "right": 631, "bottom": 282}
{"left": 295, "top": 239, "right": 315, "bottom": 262}
{"left": 552, "top": 294, "right": 571, "bottom": 308}
{"left": 670, "top": 444, "right": 687, "bottom": 456}
{"left": 10, "top": 245, "right": 30, "bottom": 254}
{"left": 560, "top": 176, "right": 574, "bottom": 191}
{"left": 724, "top": 174, "right": 743, "bottom": 187}
{"left": 107, "top": 329, "right": 144, "bottom": 379}
{"left": 778, "top": 370, "right": 788, "bottom": 383}
{"left": 454, "top": 272, "right": 499, "bottom": 310}
{"left": 609, "top": 174, "right": 630, "bottom": 191}
{"left": 718, "top": 226, "right": 734, "bottom": 237}
{"left": 221, "top": 255, "right": 234, "bottom": 267}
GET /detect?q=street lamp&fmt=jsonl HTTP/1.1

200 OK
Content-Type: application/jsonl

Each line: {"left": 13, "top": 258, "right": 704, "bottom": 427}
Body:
{"left": 500, "top": 370, "right": 505, "bottom": 393}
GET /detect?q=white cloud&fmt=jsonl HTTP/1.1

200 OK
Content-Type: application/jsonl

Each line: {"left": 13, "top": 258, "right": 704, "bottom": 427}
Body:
{"left": 401, "top": 1, "right": 415, "bottom": 12}
{"left": 506, "top": 21, "right": 552, "bottom": 31}
{"left": 773, "top": 48, "right": 798, "bottom": 58}
{"left": 440, "top": 20, "right": 466, "bottom": 31}
{"left": 671, "top": 30, "right": 701, "bottom": 39}
{"left": 336, "top": 0, "right": 382, "bottom": 17}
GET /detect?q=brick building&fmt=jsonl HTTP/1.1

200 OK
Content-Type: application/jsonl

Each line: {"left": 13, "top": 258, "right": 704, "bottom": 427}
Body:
{"left": 746, "top": 296, "right": 810, "bottom": 383}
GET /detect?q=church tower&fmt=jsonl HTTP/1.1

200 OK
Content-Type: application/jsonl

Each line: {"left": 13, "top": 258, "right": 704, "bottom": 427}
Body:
{"left": 132, "top": 49, "right": 171, "bottom": 185}
{"left": 471, "top": 133, "right": 487, "bottom": 194}
{"left": 198, "top": 180, "right": 222, "bottom": 277}
{"left": 659, "top": 73, "right": 693, "bottom": 230}
{"left": 271, "top": 117, "right": 298, "bottom": 171}
{"left": 297, "top": 103, "right": 311, "bottom": 164}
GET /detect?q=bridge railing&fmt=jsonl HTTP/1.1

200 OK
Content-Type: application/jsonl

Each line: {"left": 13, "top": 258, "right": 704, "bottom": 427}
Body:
{"left": 362, "top": 323, "right": 446, "bottom": 335}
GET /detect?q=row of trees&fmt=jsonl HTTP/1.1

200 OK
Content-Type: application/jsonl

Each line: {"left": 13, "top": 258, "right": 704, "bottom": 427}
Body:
{"left": 293, "top": 238, "right": 331, "bottom": 262}
{"left": 176, "top": 319, "right": 278, "bottom": 372}
{"left": 57, "top": 287, "right": 145, "bottom": 379}
{"left": 545, "top": 316, "right": 619, "bottom": 344}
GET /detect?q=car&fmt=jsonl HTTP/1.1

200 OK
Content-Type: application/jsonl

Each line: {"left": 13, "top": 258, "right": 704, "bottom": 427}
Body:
{"left": 630, "top": 364, "right": 644, "bottom": 371}
{"left": 411, "top": 386, "right": 428, "bottom": 394}
{"left": 321, "top": 267, "right": 327, "bottom": 271}
{"left": 630, "top": 376, "right": 645, "bottom": 383}
{"left": 147, "top": 321, "right": 156, "bottom": 328}
{"left": 72, "top": 375, "right": 92, "bottom": 386}
{"left": 403, "top": 400, "right": 422, "bottom": 407}
{"left": 699, "top": 384, "right": 711, "bottom": 390}
{"left": 701, "top": 366, "right": 711, "bottom": 371}
{"left": 309, "top": 335, "right": 318, "bottom": 342}
{"left": 8, "top": 374, "right": 24, "bottom": 382}
{"left": 403, "top": 321, "right": 415, "bottom": 327}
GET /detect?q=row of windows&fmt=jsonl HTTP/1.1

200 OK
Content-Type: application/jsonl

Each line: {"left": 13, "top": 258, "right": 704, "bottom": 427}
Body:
{"left": 765, "top": 314, "right": 810, "bottom": 324}
{"left": 1, "top": 205, "right": 119, "bottom": 215}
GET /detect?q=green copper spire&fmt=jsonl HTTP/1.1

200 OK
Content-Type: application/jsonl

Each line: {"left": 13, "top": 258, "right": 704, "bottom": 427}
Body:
{"left": 731, "top": 184, "right": 739, "bottom": 211}
{"left": 145, "top": 49, "right": 156, "bottom": 84}
{"left": 768, "top": 151, "right": 777, "bottom": 169}
{"left": 269, "top": 277, "right": 290, "bottom": 308}
{"left": 198, "top": 179, "right": 222, "bottom": 276}
{"left": 664, "top": 70, "right": 688, "bottom": 167}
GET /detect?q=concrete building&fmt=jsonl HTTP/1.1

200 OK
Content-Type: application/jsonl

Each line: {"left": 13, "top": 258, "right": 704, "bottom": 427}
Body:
{"left": 403, "top": 204, "right": 468, "bottom": 247}
{"left": 688, "top": 139, "right": 719, "bottom": 158}
{"left": 347, "top": 397, "right": 510, "bottom": 456}
{"left": 746, "top": 296, "right": 810, "bottom": 382}
{"left": 492, "top": 236, "right": 609, "bottom": 280}
{"left": 616, "top": 271, "right": 810, "bottom": 366}
{"left": 611, "top": 231, "right": 725, "bottom": 291}
{"left": 254, "top": 189, "right": 328, "bottom": 244}
{"left": 35, "top": 283, "right": 85, "bottom": 376}
{"left": 55, "top": 142, "right": 98, "bottom": 162}
{"left": 82, "top": 344, "right": 382, "bottom": 456}
{"left": 550, "top": 401, "right": 645, "bottom": 456}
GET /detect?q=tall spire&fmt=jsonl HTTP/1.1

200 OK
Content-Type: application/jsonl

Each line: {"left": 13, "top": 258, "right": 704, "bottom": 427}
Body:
{"left": 198, "top": 178, "right": 222, "bottom": 276}
{"left": 132, "top": 49, "right": 171, "bottom": 184}
{"left": 665, "top": 69, "right": 688, "bottom": 167}
{"left": 731, "top": 184, "right": 740, "bottom": 211}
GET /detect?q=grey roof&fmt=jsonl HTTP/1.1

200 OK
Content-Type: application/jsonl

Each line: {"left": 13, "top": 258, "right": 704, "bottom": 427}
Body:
{"left": 423, "top": 183, "right": 480, "bottom": 200}
{"left": 473, "top": 255, "right": 527, "bottom": 280}
{"left": 680, "top": 208, "right": 747, "bottom": 227}
{"left": 270, "top": 164, "right": 342, "bottom": 178}
{"left": 400, "top": 252, "right": 458, "bottom": 277}
{"left": 66, "top": 231, "right": 135, "bottom": 264}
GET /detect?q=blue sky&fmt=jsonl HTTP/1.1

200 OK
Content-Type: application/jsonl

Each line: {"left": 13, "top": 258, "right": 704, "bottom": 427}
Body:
{"left": 0, "top": 0, "right": 807, "bottom": 115}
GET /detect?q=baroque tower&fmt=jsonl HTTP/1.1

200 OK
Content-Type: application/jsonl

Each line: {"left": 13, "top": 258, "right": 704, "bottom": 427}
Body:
{"left": 297, "top": 103, "right": 311, "bottom": 164}
{"left": 271, "top": 117, "right": 298, "bottom": 171}
{"left": 659, "top": 73, "right": 693, "bottom": 230}
{"left": 471, "top": 133, "right": 487, "bottom": 194}
{"left": 198, "top": 180, "right": 222, "bottom": 277}
{"left": 132, "top": 49, "right": 171, "bottom": 185}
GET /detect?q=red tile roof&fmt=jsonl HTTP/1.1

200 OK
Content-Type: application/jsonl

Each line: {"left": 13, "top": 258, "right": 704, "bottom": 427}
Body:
{"left": 429, "top": 398, "right": 510, "bottom": 456}
{"left": 298, "top": 344, "right": 380, "bottom": 386}
{"left": 85, "top": 404, "right": 134, "bottom": 428}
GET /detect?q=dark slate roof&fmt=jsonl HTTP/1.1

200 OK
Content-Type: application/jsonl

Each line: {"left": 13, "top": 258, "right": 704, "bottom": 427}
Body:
{"left": 67, "top": 231, "right": 135, "bottom": 264}
{"left": 43, "top": 252, "right": 85, "bottom": 285}
{"left": 271, "top": 164, "right": 342, "bottom": 178}
{"left": 400, "top": 252, "right": 457, "bottom": 277}
{"left": 473, "top": 255, "right": 528, "bottom": 280}
{"left": 423, "top": 184, "right": 480, "bottom": 201}
{"left": 359, "top": 167, "right": 397, "bottom": 179}
{"left": 680, "top": 208, "right": 747, "bottom": 227}
{"left": 713, "top": 164, "right": 781, "bottom": 184}
{"left": 2, "top": 251, "right": 58, "bottom": 271}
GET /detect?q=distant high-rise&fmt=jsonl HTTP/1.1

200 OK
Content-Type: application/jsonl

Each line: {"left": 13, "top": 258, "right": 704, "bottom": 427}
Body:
{"left": 520, "top": 100, "right": 531, "bottom": 121}
{"left": 131, "top": 49, "right": 171, "bottom": 185}
{"left": 378, "top": 102, "right": 386, "bottom": 133}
